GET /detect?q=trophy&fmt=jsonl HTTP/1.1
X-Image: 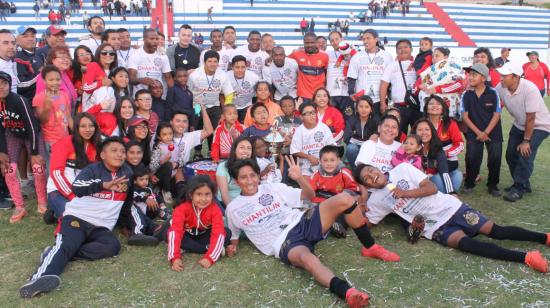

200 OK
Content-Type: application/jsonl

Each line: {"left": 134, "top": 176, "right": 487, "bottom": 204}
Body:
{"left": 264, "top": 123, "right": 285, "bottom": 183}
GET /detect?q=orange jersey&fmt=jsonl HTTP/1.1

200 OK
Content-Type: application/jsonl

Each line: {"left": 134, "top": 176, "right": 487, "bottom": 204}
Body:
{"left": 289, "top": 50, "right": 329, "bottom": 99}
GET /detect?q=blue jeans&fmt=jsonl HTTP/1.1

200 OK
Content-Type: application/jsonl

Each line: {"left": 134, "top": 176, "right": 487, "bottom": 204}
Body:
{"left": 346, "top": 143, "right": 361, "bottom": 169}
{"left": 48, "top": 191, "right": 69, "bottom": 219}
{"left": 506, "top": 126, "right": 549, "bottom": 195}
{"left": 430, "top": 169, "right": 463, "bottom": 193}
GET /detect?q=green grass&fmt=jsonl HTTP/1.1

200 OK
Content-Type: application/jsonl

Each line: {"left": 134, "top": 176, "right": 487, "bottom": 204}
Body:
{"left": 1, "top": 99, "right": 550, "bottom": 307}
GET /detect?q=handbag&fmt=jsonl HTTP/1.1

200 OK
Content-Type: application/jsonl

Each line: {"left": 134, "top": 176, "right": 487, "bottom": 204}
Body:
{"left": 398, "top": 60, "right": 420, "bottom": 110}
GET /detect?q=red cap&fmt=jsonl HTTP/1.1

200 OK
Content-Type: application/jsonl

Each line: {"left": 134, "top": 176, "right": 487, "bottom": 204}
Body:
{"left": 45, "top": 25, "right": 67, "bottom": 36}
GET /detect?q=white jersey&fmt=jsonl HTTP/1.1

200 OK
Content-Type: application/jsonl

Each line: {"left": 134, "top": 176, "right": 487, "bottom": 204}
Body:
{"left": 226, "top": 183, "right": 303, "bottom": 257}
{"left": 228, "top": 70, "right": 259, "bottom": 110}
{"left": 116, "top": 48, "right": 134, "bottom": 69}
{"left": 347, "top": 49, "right": 394, "bottom": 102}
{"left": 326, "top": 49, "right": 348, "bottom": 97}
{"left": 173, "top": 130, "right": 202, "bottom": 165}
{"left": 262, "top": 58, "right": 298, "bottom": 101}
{"left": 0, "top": 58, "right": 18, "bottom": 93}
{"left": 200, "top": 46, "right": 234, "bottom": 72}
{"left": 127, "top": 47, "right": 171, "bottom": 94}
{"left": 83, "top": 86, "right": 127, "bottom": 112}
{"left": 290, "top": 122, "right": 335, "bottom": 176}
{"left": 355, "top": 139, "right": 400, "bottom": 173}
{"left": 78, "top": 35, "right": 102, "bottom": 54}
{"left": 382, "top": 60, "right": 416, "bottom": 103}
{"left": 188, "top": 68, "right": 234, "bottom": 108}
{"left": 232, "top": 46, "right": 269, "bottom": 79}
{"left": 366, "top": 163, "right": 462, "bottom": 239}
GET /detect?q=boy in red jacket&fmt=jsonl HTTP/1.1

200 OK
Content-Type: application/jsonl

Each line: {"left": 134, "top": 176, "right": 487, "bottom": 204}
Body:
{"left": 211, "top": 104, "right": 244, "bottom": 162}
{"left": 166, "top": 175, "right": 233, "bottom": 270}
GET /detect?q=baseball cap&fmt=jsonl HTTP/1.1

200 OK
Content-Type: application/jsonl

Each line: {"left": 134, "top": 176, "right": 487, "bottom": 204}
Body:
{"left": 464, "top": 63, "right": 490, "bottom": 80}
{"left": 526, "top": 51, "right": 539, "bottom": 57}
{"left": 0, "top": 71, "right": 12, "bottom": 85}
{"left": 127, "top": 116, "right": 149, "bottom": 127}
{"left": 496, "top": 62, "right": 523, "bottom": 76}
{"left": 15, "top": 26, "right": 37, "bottom": 36}
{"left": 45, "top": 25, "right": 67, "bottom": 36}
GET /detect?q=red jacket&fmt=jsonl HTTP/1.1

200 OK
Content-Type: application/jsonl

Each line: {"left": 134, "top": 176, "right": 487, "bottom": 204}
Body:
{"left": 167, "top": 201, "right": 226, "bottom": 264}
{"left": 320, "top": 106, "right": 345, "bottom": 142}
{"left": 82, "top": 62, "right": 107, "bottom": 94}
{"left": 435, "top": 119, "right": 464, "bottom": 162}
{"left": 211, "top": 120, "right": 244, "bottom": 161}
{"left": 48, "top": 135, "right": 97, "bottom": 200}
{"left": 523, "top": 62, "right": 550, "bottom": 91}
{"left": 309, "top": 167, "right": 357, "bottom": 203}
{"left": 87, "top": 104, "right": 119, "bottom": 137}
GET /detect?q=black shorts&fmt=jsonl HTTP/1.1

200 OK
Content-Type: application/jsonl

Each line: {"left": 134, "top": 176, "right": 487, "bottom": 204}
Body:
{"left": 432, "top": 203, "right": 489, "bottom": 246}
{"left": 279, "top": 206, "right": 326, "bottom": 265}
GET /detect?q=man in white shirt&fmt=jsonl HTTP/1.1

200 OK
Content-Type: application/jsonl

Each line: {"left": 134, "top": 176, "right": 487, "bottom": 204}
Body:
{"left": 380, "top": 39, "right": 421, "bottom": 133}
{"left": 79, "top": 15, "right": 105, "bottom": 54}
{"left": 116, "top": 28, "right": 133, "bottom": 68}
{"left": 226, "top": 157, "right": 398, "bottom": 307}
{"left": 223, "top": 26, "right": 237, "bottom": 50}
{"left": 128, "top": 28, "right": 174, "bottom": 96}
{"left": 0, "top": 29, "right": 18, "bottom": 93}
{"left": 347, "top": 29, "right": 394, "bottom": 117}
{"left": 355, "top": 162, "right": 550, "bottom": 273}
{"left": 200, "top": 29, "right": 233, "bottom": 72}
{"left": 232, "top": 31, "right": 269, "bottom": 79}
{"left": 228, "top": 55, "right": 259, "bottom": 122}
{"left": 327, "top": 31, "right": 354, "bottom": 119}
{"left": 262, "top": 46, "right": 298, "bottom": 101}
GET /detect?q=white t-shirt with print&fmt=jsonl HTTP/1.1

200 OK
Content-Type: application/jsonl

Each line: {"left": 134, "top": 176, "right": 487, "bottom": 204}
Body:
{"left": 173, "top": 130, "right": 202, "bottom": 165}
{"left": 232, "top": 46, "right": 269, "bottom": 79}
{"left": 326, "top": 48, "right": 349, "bottom": 97}
{"left": 226, "top": 183, "right": 304, "bottom": 257}
{"left": 262, "top": 58, "right": 299, "bottom": 100}
{"left": 128, "top": 47, "right": 171, "bottom": 94}
{"left": 382, "top": 60, "right": 417, "bottom": 103}
{"left": 188, "top": 68, "right": 234, "bottom": 108}
{"left": 355, "top": 139, "right": 400, "bottom": 173}
{"left": 290, "top": 122, "right": 336, "bottom": 176}
{"left": 200, "top": 46, "right": 234, "bottom": 72}
{"left": 228, "top": 70, "right": 259, "bottom": 110}
{"left": 347, "top": 49, "right": 394, "bottom": 102}
{"left": 366, "top": 163, "right": 462, "bottom": 239}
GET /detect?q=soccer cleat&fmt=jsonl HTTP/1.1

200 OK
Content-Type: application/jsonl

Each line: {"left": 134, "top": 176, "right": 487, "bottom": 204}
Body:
{"left": 331, "top": 222, "right": 347, "bottom": 238}
{"left": 408, "top": 215, "right": 425, "bottom": 244}
{"left": 361, "top": 244, "right": 400, "bottom": 262}
{"left": 10, "top": 208, "right": 28, "bottom": 224}
{"left": 128, "top": 234, "right": 160, "bottom": 246}
{"left": 19, "top": 275, "right": 61, "bottom": 298}
{"left": 525, "top": 250, "right": 548, "bottom": 273}
{"left": 345, "top": 288, "right": 370, "bottom": 308}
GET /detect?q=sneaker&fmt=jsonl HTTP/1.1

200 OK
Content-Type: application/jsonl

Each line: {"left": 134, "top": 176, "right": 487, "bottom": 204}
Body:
{"left": 361, "top": 244, "right": 400, "bottom": 262}
{"left": 345, "top": 288, "right": 370, "bottom": 308}
{"left": 10, "top": 208, "right": 28, "bottom": 224}
{"left": 43, "top": 207, "right": 56, "bottom": 225}
{"left": 408, "top": 214, "right": 425, "bottom": 244}
{"left": 37, "top": 203, "right": 47, "bottom": 214}
{"left": 504, "top": 185, "right": 531, "bottom": 193}
{"left": 488, "top": 187, "right": 501, "bottom": 197}
{"left": 461, "top": 187, "right": 474, "bottom": 194}
{"left": 0, "top": 198, "right": 13, "bottom": 210}
{"left": 127, "top": 234, "right": 160, "bottom": 246}
{"left": 19, "top": 275, "right": 61, "bottom": 298}
{"left": 330, "top": 222, "right": 347, "bottom": 239}
{"left": 503, "top": 191, "right": 522, "bottom": 202}
{"left": 525, "top": 250, "right": 548, "bottom": 273}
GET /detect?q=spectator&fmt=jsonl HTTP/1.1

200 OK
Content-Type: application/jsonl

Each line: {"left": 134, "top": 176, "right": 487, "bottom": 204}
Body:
{"left": 207, "top": 6, "right": 213, "bottom": 23}
{"left": 69, "top": 45, "right": 94, "bottom": 98}
{"left": 522, "top": 51, "right": 550, "bottom": 97}
{"left": 79, "top": 16, "right": 105, "bottom": 54}
{"left": 33, "top": 1, "right": 40, "bottom": 19}
{"left": 15, "top": 26, "right": 41, "bottom": 100}
{"left": 309, "top": 18, "right": 316, "bottom": 33}
{"left": 473, "top": 47, "right": 500, "bottom": 87}
{"left": 36, "top": 45, "right": 78, "bottom": 111}
{"left": 300, "top": 17, "right": 308, "bottom": 36}
{"left": 495, "top": 48, "right": 510, "bottom": 68}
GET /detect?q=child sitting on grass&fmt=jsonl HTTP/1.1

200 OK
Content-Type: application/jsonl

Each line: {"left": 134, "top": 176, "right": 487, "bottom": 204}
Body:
{"left": 165, "top": 175, "right": 234, "bottom": 271}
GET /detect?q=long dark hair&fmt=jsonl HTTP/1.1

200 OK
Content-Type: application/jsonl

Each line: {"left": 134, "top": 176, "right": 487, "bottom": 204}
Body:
{"left": 226, "top": 135, "right": 255, "bottom": 171}
{"left": 474, "top": 47, "right": 495, "bottom": 69}
{"left": 185, "top": 175, "right": 217, "bottom": 204}
{"left": 109, "top": 67, "right": 130, "bottom": 100}
{"left": 94, "top": 43, "right": 118, "bottom": 72}
{"left": 113, "top": 96, "right": 135, "bottom": 138}
{"left": 423, "top": 94, "right": 451, "bottom": 135}
{"left": 152, "top": 122, "right": 173, "bottom": 150}
{"left": 127, "top": 121, "right": 152, "bottom": 165}
{"left": 72, "top": 113, "right": 101, "bottom": 169}
{"left": 412, "top": 118, "right": 442, "bottom": 159}
{"left": 71, "top": 45, "right": 93, "bottom": 82}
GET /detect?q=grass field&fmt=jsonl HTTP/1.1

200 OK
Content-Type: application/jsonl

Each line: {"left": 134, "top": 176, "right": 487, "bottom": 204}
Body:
{"left": 1, "top": 99, "right": 549, "bottom": 307}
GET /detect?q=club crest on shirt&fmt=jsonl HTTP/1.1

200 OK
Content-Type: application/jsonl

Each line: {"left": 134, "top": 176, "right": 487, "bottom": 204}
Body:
{"left": 259, "top": 193, "right": 274, "bottom": 206}
{"left": 211, "top": 79, "right": 221, "bottom": 88}
{"left": 254, "top": 57, "right": 263, "bottom": 66}
{"left": 284, "top": 68, "right": 291, "bottom": 76}
{"left": 241, "top": 81, "right": 251, "bottom": 89}
{"left": 374, "top": 56, "right": 384, "bottom": 65}
{"left": 222, "top": 54, "right": 230, "bottom": 63}
{"left": 314, "top": 131, "right": 324, "bottom": 142}
{"left": 463, "top": 210, "right": 480, "bottom": 226}
{"left": 396, "top": 179, "right": 409, "bottom": 190}
{"left": 153, "top": 57, "right": 163, "bottom": 68}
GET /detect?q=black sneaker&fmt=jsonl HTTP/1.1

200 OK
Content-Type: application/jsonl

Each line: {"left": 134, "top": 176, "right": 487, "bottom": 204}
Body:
{"left": 408, "top": 214, "right": 425, "bottom": 244}
{"left": 503, "top": 191, "right": 522, "bottom": 202}
{"left": 127, "top": 234, "right": 159, "bottom": 246}
{"left": 504, "top": 185, "right": 531, "bottom": 193}
{"left": 462, "top": 187, "right": 474, "bottom": 194}
{"left": 488, "top": 187, "right": 502, "bottom": 197}
{"left": 0, "top": 198, "right": 13, "bottom": 210}
{"left": 330, "top": 222, "right": 347, "bottom": 238}
{"left": 43, "top": 208, "right": 56, "bottom": 225}
{"left": 19, "top": 275, "right": 61, "bottom": 298}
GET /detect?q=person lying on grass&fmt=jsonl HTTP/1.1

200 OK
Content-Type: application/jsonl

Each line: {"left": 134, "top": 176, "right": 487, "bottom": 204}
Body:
{"left": 20, "top": 137, "right": 133, "bottom": 298}
{"left": 226, "top": 156, "right": 400, "bottom": 307}
{"left": 354, "top": 162, "right": 550, "bottom": 273}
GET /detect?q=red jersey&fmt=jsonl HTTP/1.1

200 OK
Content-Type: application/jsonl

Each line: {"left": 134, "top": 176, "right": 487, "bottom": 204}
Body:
{"left": 319, "top": 106, "right": 345, "bottom": 142}
{"left": 167, "top": 201, "right": 226, "bottom": 264}
{"left": 211, "top": 119, "right": 244, "bottom": 161}
{"left": 289, "top": 50, "right": 329, "bottom": 99}
{"left": 82, "top": 62, "right": 107, "bottom": 94}
{"left": 309, "top": 167, "right": 357, "bottom": 203}
{"left": 523, "top": 62, "right": 550, "bottom": 91}
{"left": 87, "top": 104, "right": 119, "bottom": 137}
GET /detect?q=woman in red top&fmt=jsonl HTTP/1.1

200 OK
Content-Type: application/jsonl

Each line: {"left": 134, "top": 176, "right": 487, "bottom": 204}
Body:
{"left": 82, "top": 43, "right": 118, "bottom": 111}
{"left": 473, "top": 47, "right": 500, "bottom": 88}
{"left": 166, "top": 175, "right": 232, "bottom": 271}
{"left": 312, "top": 88, "right": 345, "bottom": 142}
{"left": 87, "top": 96, "right": 136, "bottom": 138}
{"left": 69, "top": 45, "right": 94, "bottom": 100}
{"left": 44, "top": 113, "right": 100, "bottom": 223}
{"left": 523, "top": 51, "right": 550, "bottom": 97}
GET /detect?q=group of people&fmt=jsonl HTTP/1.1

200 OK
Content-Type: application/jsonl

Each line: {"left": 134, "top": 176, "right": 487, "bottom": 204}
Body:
{"left": 1, "top": 14, "right": 550, "bottom": 306}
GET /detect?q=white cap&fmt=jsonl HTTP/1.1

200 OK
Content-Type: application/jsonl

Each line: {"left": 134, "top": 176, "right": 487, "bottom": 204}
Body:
{"left": 496, "top": 62, "right": 523, "bottom": 76}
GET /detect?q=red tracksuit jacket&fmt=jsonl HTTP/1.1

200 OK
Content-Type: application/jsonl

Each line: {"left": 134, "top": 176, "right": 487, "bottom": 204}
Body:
{"left": 309, "top": 167, "right": 358, "bottom": 203}
{"left": 211, "top": 120, "right": 244, "bottom": 161}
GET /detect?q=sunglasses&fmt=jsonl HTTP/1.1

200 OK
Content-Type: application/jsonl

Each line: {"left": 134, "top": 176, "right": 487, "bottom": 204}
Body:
{"left": 101, "top": 51, "right": 116, "bottom": 56}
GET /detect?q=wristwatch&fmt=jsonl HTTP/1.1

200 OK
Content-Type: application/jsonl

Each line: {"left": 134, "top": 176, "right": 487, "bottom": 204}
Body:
{"left": 522, "top": 139, "right": 530, "bottom": 143}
